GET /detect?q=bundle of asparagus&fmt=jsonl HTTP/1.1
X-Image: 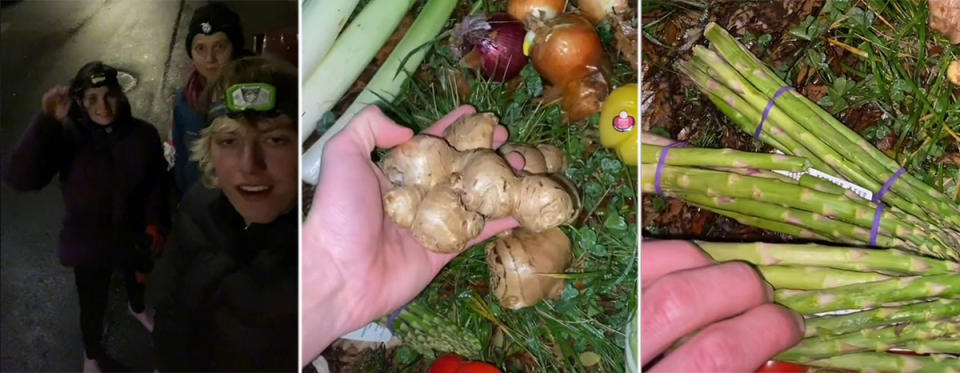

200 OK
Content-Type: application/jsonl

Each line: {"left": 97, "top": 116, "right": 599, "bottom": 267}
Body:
{"left": 640, "top": 141, "right": 960, "bottom": 261}
{"left": 697, "top": 242, "right": 960, "bottom": 372}
{"left": 672, "top": 23, "right": 960, "bottom": 251}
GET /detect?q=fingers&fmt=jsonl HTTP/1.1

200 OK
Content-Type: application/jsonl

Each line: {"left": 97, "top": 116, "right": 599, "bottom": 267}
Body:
{"left": 641, "top": 261, "right": 773, "bottom": 365}
{"left": 422, "top": 105, "right": 477, "bottom": 136}
{"left": 503, "top": 152, "right": 526, "bottom": 171}
{"left": 326, "top": 106, "right": 414, "bottom": 155}
{"left": 649, "top": 304, "right": 804, "bottom": 373}
{"left": 491, "top": 125, "right": 509, "bottom": 148}
{"left": 428, "top": 216, "right": 521, "bottom": 272}
{"left": 469, "top": 216, "right": 520, "bottom": 247}
{"left": 641, "top": 240, "right": 713, "bottom": 287}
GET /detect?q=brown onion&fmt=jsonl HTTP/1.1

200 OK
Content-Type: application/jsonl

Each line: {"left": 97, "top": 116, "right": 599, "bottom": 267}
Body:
{"left": 507, "top": 0, "right": 567, "bottom": 25}
{"left": 529, "top": 13, "right": 611, "bottom": 121}
{"left": 577, "top": 0, "right": 628, "bottom": 24}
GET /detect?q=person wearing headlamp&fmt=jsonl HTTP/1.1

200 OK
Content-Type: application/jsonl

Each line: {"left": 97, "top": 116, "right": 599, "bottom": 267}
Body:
{"left": 3, "top": 61, "right": 171, "bottom": 372}
{"left": 152, "top": 56, "right": 297, "bottom": 372}
{"left": 171, "top": 2, "right": 251, "bottom": 195}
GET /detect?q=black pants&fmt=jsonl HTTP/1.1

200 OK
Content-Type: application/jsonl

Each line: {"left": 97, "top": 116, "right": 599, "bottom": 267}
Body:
{"left": 74, "top": 263, "right": 145, "bottom": 358}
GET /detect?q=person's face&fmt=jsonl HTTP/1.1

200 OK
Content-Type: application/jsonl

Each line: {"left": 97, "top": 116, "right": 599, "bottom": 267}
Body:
{"left": 81, "top": 86, "right": 118, "bottom": 126}
{"left": 191, "top": 32, "right": 234, "bottom": 82}
{"left": 211, "top": 114, "right": 297, "bottom": 225}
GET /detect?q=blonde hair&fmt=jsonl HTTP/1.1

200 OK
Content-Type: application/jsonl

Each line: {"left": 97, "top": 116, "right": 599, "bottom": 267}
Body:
{"left": 190, "top": 55, "right": 297, "bottom": 188}
{"left": 190, "top": 118, "right": 247, "bottom": 188}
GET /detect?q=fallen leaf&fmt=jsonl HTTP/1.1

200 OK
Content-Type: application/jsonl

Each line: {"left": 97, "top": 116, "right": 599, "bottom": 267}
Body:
{"left": 803, "top": 84, "right": 828, "bottom": 103}
{"left": 940, "top": 152, "right": 960, "bottom": 166}
{"left": 579, "top": 351, "right": 602, "bottom": 367}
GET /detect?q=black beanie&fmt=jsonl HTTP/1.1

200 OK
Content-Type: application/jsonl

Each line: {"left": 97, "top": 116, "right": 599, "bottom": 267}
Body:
{"left": 186, "top": 2, "right": 244, "bottom": 59}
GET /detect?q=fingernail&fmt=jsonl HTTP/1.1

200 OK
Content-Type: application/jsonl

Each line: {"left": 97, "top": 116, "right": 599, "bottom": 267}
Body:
{"left": 764, "top": 282, "right": 775, "bottom": 302}
{"left": 791, "top": 310, "right": 806, "bottom": 333}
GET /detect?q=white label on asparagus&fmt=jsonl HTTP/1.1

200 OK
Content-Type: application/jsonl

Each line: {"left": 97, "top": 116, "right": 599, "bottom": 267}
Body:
{"left": 771, "top": 151, "right": 874, "bottom": 201}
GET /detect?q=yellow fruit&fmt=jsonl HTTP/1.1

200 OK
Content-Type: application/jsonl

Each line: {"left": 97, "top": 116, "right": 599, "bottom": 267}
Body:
{"left": 599, "top": 83, "right": 638, "bottom": 165}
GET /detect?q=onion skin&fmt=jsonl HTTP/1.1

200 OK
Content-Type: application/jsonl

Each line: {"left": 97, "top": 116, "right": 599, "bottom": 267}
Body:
{"left": 459, "top": 14, "right": 529, "bottom": 82}
{"left": 577, "top": 0, "right": 629, "bottom": 24}
{"left": 507, "top": 0, "right": 566, "bottom": 26}
{"left": 529, "top": 13, "right": 611, "bottom": 121}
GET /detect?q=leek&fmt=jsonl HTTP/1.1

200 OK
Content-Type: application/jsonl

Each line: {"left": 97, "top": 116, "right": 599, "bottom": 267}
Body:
{"left": 300, "top": 0, "right": 417, "bottom": 141}
{"left": 301, "top": 0, "right": 360, "bottom": 76}
{"left": 302, "top": 0, "right": 457, "bottom": 184}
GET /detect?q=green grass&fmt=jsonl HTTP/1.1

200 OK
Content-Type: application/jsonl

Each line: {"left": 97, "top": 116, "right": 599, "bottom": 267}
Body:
{"left": 370, "top": 5, "right": 638, "bottom": 372}
{"left": 643, "top": 0, "right": 960, "bottom": 201}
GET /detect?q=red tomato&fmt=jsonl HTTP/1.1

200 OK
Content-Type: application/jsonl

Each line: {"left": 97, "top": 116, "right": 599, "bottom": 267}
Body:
{"left": 755, "top": 360, "right": 810, "bottom": 373}
{"left": 457, "top": 362, "right": 503, "bottom": 373}
{"left": 428, "top": 354, "right": 466, "bottom": 373}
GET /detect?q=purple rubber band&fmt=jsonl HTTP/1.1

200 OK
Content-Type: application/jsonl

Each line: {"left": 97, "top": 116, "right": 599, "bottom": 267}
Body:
{"left": 386, "top": 303, "right": 409, "bottom": 331}
{"left": 870, "top": 203, "right": 885, "bottom": 246}
{"left": 873, "top": 168, "right": 906, "bottom": 203}
{"left": 755, "top": 86, "right": 795, "bottom": 140}
{"left": 655, "top": 142, "right": 688, "bottom": 196}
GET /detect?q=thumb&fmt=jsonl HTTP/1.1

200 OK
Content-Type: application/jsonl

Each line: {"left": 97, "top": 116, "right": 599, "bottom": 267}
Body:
{"left": 329, "top": 106, "right": 414, "bottom": 155}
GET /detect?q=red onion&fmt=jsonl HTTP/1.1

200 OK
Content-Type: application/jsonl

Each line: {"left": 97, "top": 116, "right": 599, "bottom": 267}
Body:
{"left": 450, "top": 13, "right": 529, "bottom": 82}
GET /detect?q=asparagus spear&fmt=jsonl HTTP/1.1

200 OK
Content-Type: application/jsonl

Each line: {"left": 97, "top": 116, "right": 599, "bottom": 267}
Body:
{"left": 695, "top": 242, "right": 960, "bottom": 275}
{"left": 774, "top": 274, "right": 960, "bottom": 314}
{"left": 757, "top": 265, "right": 890, "bottom": 290}
{"left": 702, "top": 22, "right": 960, "bottom": 228}
{"left": 803, "top": 300, "right": 960, "bottom": 338}
{"left": 694, "top": 204, "right": 833, "bottom": 241}
{"left": 668, "top": 192, "right": 913, "bottom": 248}
{"left": 689, "top": 46, "right": 932, "bottom": 223}
{"left": 677, "top": 60, "right": 836, "bottom": 174}
{"left": 677, "top": 193, "right": 911, "bottom": 249}
{"left": 803, "top": 352, "right": 960, "bottom": 373}
{"left": 776, "top": 319, "right": 960, "bottom": 361}
{"left": 641, "top": 145, "right": 811, "bottom": 171}
{"left": 899, "top": 339, "right": 960, "bottom": 355}
{"left": 642, "top": 164, "right": 960, "bottom": 259}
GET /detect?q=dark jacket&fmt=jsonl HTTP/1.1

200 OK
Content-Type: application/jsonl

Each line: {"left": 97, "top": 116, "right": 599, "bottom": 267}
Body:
{"left": 172, "top": 87, "right": 206, "bottom": 193}
{"left": 3, "top": 109, "right": 171, "bottom": 267}
{"left": 153, "top": 184, "right": 297, "bottom": 372}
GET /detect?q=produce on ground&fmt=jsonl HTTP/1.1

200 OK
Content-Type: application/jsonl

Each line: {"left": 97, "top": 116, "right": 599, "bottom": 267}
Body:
{"left": 302, "top": 0, "right": 457, "bottom": 184}
{"left": 486, "top": 227, "right": 572, "bottom": 309}
{"left": 391, "top": 303, "right": 483, "bottom": 359}
{"left": 527, "top": 12, "right": 612, "bottom": 122}
{"left": 449, "top": 13, "right": 529, "bottom": 82}
{"left": 640, "top": 144, "right": 960, "bottom": 260}
{"left": 676, "top": 23, "right": 960, "bottom": 237}
{"left": 929, "top": 0, "right": 960, "bottom": 44}
{"left": 599, "top": 83, "right": 638, "bottom": 166}
{"left": 380, "top": 113, "right": 579, "bottom": 253}
{"left": 506, "top": 0, "right": 566, "bottom": 26}
{"left": 695, "top": 241, "right": 960, "bottom": 372}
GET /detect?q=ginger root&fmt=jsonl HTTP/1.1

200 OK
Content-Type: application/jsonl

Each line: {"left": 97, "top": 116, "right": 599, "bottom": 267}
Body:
{"left": 930, "top": 0, "right": 960, "bottom": 44}
{"left": 380, "top": 113, "right": 579, "bottom": 253}
{"left": 486, "top": 227, "right": 572, "bottom": 310}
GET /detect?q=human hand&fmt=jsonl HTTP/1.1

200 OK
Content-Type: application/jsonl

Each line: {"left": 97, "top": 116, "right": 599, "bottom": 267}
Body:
{"left": 41, "top": 86, "right": 71, "bottom": 123}
{"left": 641, "top": 240, "right": 804, "bottom": 372}
{"left": 301, "top": 105, "right": 522, "bottom": 359}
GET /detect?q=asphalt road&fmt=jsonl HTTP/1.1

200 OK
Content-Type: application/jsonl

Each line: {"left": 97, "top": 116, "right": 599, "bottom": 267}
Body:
{"left": 0, "top": 1, "right": 296, "bottom": 371}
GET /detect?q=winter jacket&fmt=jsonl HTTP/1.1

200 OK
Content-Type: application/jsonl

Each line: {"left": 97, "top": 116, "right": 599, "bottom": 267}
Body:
{"left": 171, "top": 71, "right": 207, "bottom": 193}
{"left": 153, "top": 184, "right": 297, "bottom": 372}
{"left": 3, "top": 109, "right": 171, "bottom": 267}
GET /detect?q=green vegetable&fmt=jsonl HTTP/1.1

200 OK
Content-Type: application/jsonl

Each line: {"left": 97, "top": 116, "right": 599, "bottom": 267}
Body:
{"left": 302, "top": 0, "right": 456, "bottom": 184}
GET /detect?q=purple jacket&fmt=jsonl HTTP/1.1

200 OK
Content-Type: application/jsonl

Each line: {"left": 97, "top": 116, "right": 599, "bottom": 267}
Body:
{"left": 3, "top": 109, "right": 171, "bottom": 267}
